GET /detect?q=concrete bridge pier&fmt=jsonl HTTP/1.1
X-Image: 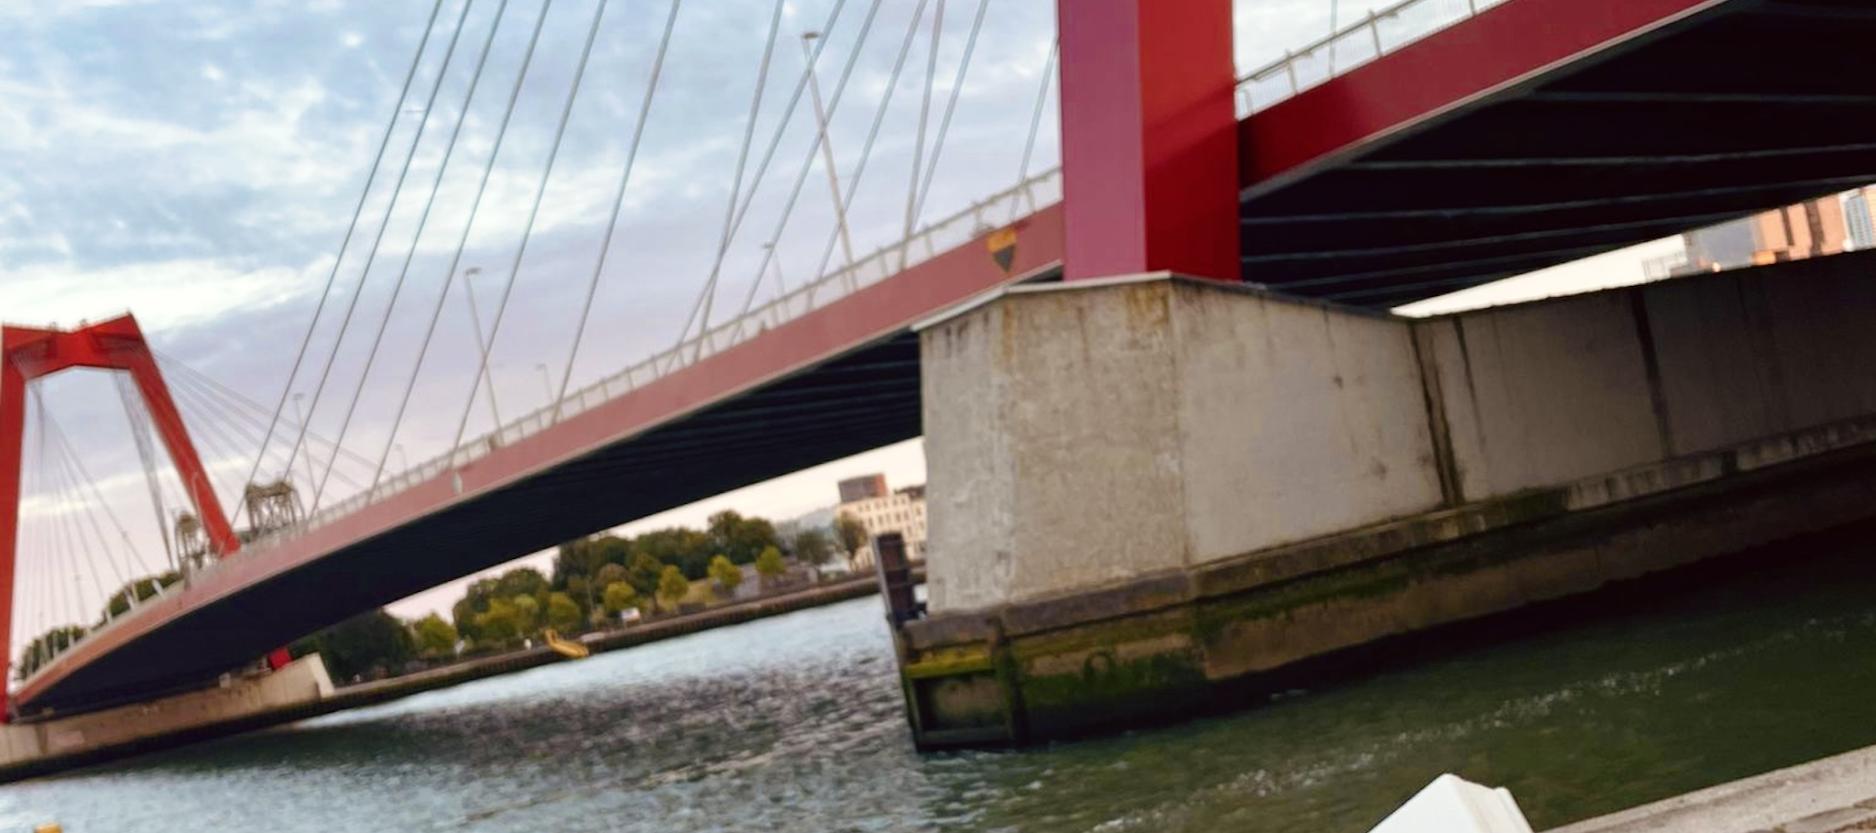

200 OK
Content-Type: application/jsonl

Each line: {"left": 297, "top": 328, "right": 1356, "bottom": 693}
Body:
{"left": 896, "top": 254, "right": 1876, "bottom": 748}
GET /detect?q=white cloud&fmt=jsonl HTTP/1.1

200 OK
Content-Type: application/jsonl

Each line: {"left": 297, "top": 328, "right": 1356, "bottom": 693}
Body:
{"left": 0, "top": 256, "right": 318, "bottom": 333}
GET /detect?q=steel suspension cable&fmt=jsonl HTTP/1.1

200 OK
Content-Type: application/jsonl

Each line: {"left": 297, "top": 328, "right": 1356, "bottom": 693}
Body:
{"left": 372, "top": 0, "right": 554, "bottom": 488}
{"left": 909, "top": 0, "right": 989, "bottom": 226}
{"left": 281, "top": 0, "right": 478, "bottom": 506}
{"left": 899, "top": 0, "right": 945, "bottom": 269}
{"left": 1012, "top": 39, "right": 1057, "bottom": 222}
{"left": 113, "top": 374, "right": 176, "bottom": 570}
{"left": 235, "top": 0, "right": 449, "bottom": 530}
{"left": 161, "top": 382, "right": 257, "bottom": 505}
{"left": 166, "top": 370, "right": 369, "bottom": 494}
{"left": 310, "top": 0, "right": 497, "bottom": 513}
{"left": 446, "top": 0, "right": 616, "bottom": 454}
{"left": 547, "top": 0, "right": 682, "bottom": 424}
{"left": 327, "top": 0, "right": 512, "bottom": 500}
{"left": 726, "top": 0, "right": 892, "bottom": 326}
{"left": 678, "top": 0, "right": 907, "bottom": 365}
{"left": 809, "top": 0, "right": 934, "bottom": 284}
{"left": 156, "top": 353, "right": 378, "bottom": 474}
{"left": 678, "top": 0, "right": 790, "bottom": 365}
{"left": 43, "top": 456, "right": 84, "bottom": 632}
{"left": 45, "top": 410, "right": 147, "bottom": 588}
{"left": 17, "top": 416, "right": 55, "bottom": 640}
{"left": 37, "top": 401, "right": 112, "bottom": 624}
{"left": 29, "top": 400, "right": 79, "bottom": 632}
{"left": 660, "top": 0, "right": 851, "bottom": 364}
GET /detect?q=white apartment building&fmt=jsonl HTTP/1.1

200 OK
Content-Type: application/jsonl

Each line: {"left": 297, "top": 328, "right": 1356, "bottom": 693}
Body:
{"left": 834, "top": 475, "right": 927, "bottom": 569}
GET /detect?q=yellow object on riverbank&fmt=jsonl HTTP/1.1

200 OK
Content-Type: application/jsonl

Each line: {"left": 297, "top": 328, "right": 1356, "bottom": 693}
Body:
{"left": 542, "top": 629, "right": 589, "bottom": 659}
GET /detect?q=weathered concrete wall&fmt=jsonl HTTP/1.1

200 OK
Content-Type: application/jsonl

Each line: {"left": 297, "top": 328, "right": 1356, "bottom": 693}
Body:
{"left": 1642, "top": 261, "right": 1876, "bottom": 456}
{"left": 1418, "top": 291, "right": 1665, "bottom": 501}
{"left": 1422, "top": 249, "right": 1876, "bottom": 502}
{"left": 923, "top": 278, "right": 1444, "bottom": 612}
{"left": 1171, "top": 283, "right": 1444, "bottom": 561}
{"left": 0, "top": 655, "right": 331, "bottom": 773}
{"left": 906, "top": 252, "right": 1876, "bottom": 746}
{"left": 925, "top": 252, "right": 1876, "bottom": 615}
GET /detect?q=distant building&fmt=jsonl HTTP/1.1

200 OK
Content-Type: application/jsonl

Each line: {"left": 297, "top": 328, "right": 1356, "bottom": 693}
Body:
{"left": 836, "top": 475, "right": 927, "bottom": 570}
{"left": 726, "top": 561, "right": 818, "bottom": 602}
{"left": 837, "top": 474, "right": 888, "bottom": 504}
{"left": 1683, "top": 195, "right": 1850, "bottom": 272}
{"left": 1844, "top": 188, "right": 1876, "bottom": 251}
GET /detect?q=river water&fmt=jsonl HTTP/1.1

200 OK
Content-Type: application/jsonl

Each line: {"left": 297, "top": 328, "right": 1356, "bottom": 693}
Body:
{"left": 7, "top": 533, "right": 1876, "bottom": 833}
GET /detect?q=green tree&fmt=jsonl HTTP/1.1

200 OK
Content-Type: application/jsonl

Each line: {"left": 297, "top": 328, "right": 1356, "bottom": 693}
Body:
{"left": 602, "top": 581, "right": 638, "bottom": 615}
{"left": 452, "top": 576, "right": 502, "bottom": 643}
{"left": 546, "top": 592, "right": 582, "bottom": 633}
{"left": 834, "top": 513, "right": 869, "bottom": 568}
{"left": 755, "top": 545, "right": 786, "bottom": 585}
{"left": 625, "top": 551, "right": 665, "bottom": 597}
{"left": 474, "top": 598, "right": 525, "bottom": 644}
{"left": 102, "top": 572, "right": 181, "bottom": 619}
{"left": 412, "top": 613, "right": 459, "bottom": 658}
{"left": 790, "top": 528, "right": 833, "bottom": 567}
{"left": 656, "top": 565, "right": 691, "bottom": 610}
{"left": 594, "top": 562, "right": 628, "bottom": 590}
{"left": 637, "top": 527, "right": 716, "bottom": 579}
{"left": 565, "top": 575, "right": 593, "bottom": 617}
{"left": 15, "top": 625, "right": 86, "bottom": 681}
{"left": 511, "top": 594, "right": 541, "bottom": 633}
{"left": 291, "top": 609, "right": 415, "bottom": 681}
{"left": 552, "top": 537, "right": 609, "bottom": 588}
{"left": 496, "top": 567, "right": 549, "bottom": 600}
{"left": 708, "top": 510, "right": 781, "bottom": 564}
{"left": 708, "top": 554, "right": 742, "bottom": 597}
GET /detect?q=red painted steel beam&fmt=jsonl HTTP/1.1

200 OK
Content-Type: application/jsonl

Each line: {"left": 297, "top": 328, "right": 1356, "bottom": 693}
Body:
{"left": 0, "top": 315, "right": 279, "bottom": 719}
{"left": 1056, "top": 0, "right": 1239, "bottom": 282}
{"left": 15, "top": 206, "right": 1066, "bottom": 711}
{"left": 1239, "top": 0, "right": 1729, "bottom": 194}
{"left": 0, "top": 360, "right": 24, "bottom": 722}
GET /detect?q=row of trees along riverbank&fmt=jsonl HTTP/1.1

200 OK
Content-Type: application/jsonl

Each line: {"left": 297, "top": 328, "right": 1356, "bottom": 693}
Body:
{"left": 288, "top": 510, "right": 871, "bottom": 682}
{"left": 13, "top": 508, "right": 876, "bottom": 684}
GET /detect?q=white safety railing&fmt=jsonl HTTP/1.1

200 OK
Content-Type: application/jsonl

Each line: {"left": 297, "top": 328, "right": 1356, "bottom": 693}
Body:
{"left": 23, "top": 167, "right": 1064, "bottom": 686}
{"left": 260, "top": 166, "right": 1063, "bottom": 550}
{"left": 1236, "top": 0, "right": 1509, "bottom": 116}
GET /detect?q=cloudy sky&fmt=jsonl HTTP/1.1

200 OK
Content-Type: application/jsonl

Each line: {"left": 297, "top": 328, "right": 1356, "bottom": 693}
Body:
{"left": 0, "top": 0, "right": 1672, "bottom": 642}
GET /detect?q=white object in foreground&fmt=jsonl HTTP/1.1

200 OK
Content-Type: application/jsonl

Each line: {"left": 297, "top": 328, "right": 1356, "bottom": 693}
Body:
{"left": 1370, "top": 774, "right": 1536, "bottom": 833}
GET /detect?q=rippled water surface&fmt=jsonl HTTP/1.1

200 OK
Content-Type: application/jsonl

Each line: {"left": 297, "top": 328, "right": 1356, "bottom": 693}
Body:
{"left": 8, "top": 539, "right": 1876, "bottom": 833}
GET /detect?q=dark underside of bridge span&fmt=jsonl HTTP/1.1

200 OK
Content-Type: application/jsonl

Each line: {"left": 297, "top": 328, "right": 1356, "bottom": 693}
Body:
{"left": 1241, "top": 0, "right": 1876, "bottom": 309}
{"left": 34, "top": 0, "right": 1876, "bottom": 717}
{"left": 32, "top": 335, "right": 923, "bottom": 714}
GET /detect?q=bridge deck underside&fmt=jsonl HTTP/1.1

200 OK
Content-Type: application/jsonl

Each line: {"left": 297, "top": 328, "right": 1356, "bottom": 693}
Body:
{"left": 31, "top": 0, "right": 1876, "bottom": 715}
{"left": 28, "top": 334, "right": 923, "bottom": 713}
{"left": 1241, "top": 0, "right": 1876, "bottom": 308}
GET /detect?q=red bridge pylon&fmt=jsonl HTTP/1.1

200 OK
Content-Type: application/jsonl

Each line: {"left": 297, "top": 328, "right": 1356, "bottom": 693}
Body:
{"left": 0, "top": 314, "right": 287, "bottom": 721}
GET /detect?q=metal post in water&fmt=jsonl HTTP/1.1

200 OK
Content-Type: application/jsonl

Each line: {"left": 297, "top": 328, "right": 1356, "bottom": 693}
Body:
{"left": 872, "top": 532, "right": 923, "bottom": 628}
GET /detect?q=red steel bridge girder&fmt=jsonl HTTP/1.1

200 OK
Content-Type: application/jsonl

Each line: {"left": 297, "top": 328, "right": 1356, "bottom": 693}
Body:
{"left": 1238, "top": 0, "right": 1729, "bottom": 193}
{"left": 0, "top": 315, "right": 281, "bottom": 720}
{"left": 1056, "top": 0, "right": 1241, "bottom": 282}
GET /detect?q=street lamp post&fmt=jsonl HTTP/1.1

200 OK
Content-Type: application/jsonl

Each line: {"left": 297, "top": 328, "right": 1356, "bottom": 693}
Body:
{"left": 290, "top": 393, "right": 317, "bottom": 491}
{"left": 461, "top": 267, "right": 504, "bottom": 430}
{"left": 802, "top": 31, "right": 854, "bottom": 272}
{"left": 534, "top": 363, "right": 553, "bottom": 407}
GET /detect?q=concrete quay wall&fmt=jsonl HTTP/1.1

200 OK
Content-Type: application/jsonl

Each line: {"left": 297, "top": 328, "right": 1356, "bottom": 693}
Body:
{"left": 0, "top": 655, "right": 333, "bottom": 781}
{"left": 907, "top": 252, "right": 1876, "bottom": 746}
{"left": 0, "top": 572, "right": 903, "bottom": 783}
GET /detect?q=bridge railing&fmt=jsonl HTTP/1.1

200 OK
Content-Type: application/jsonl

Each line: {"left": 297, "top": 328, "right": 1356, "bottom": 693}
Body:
{"left": 239, "top": 166, "right": 1063, "bottom": 553}
{"left": 1235, "top": 0, "right": 1508, "bottom": 116}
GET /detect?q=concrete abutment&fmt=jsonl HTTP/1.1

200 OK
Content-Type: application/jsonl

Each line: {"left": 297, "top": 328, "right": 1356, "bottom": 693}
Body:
{"left": 900, "top": 253, "right": 1876, "bottom": 747}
